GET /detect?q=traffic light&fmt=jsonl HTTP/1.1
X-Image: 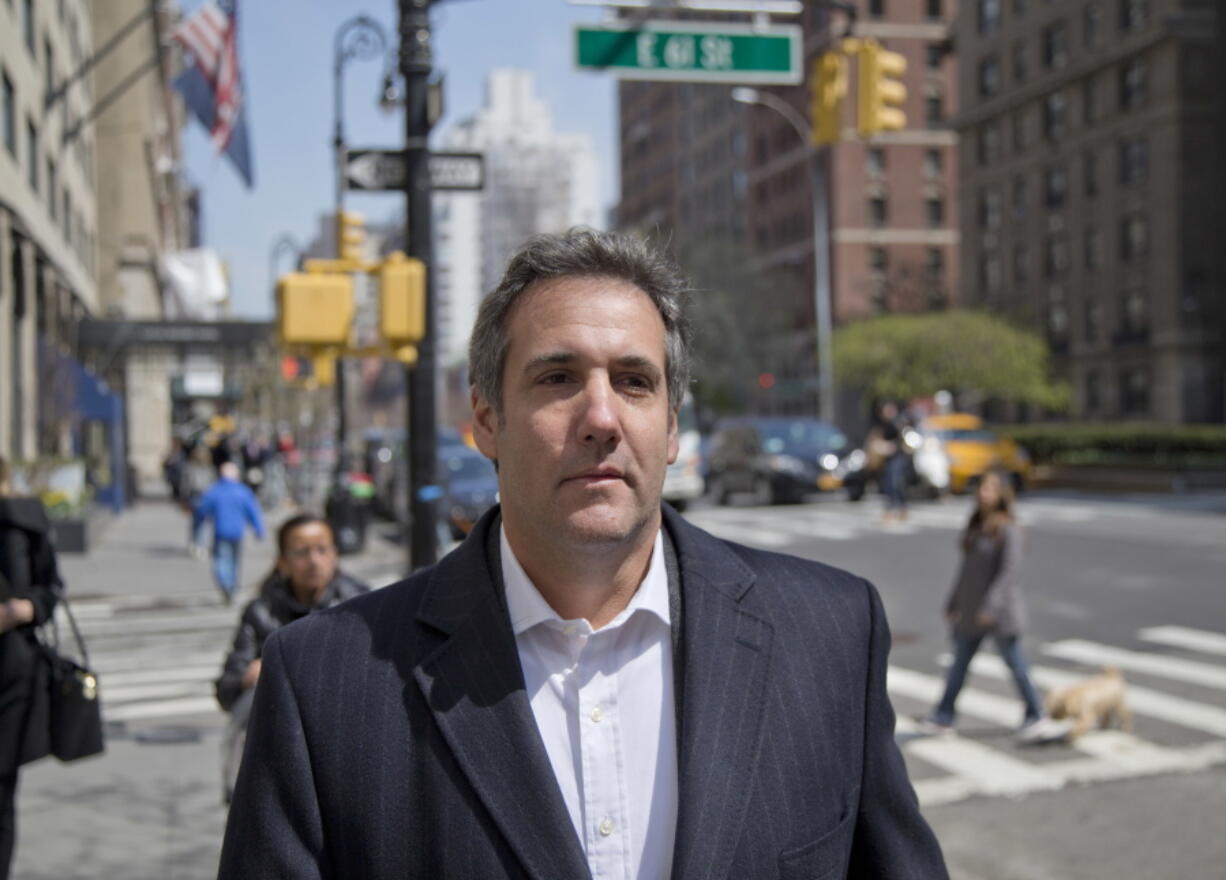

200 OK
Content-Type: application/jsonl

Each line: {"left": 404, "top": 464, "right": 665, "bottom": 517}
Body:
{"left": 810, "top": 50, "right": 847, "bottom": 146}
{"left": 277, "top": 272, "right": 355, "bottom": 346}
{"left": 312, "top": 354, "right": 336, "bottom": 387}
{"left": 280, "top": 355, "right": 313, "bottom": 381}
{"left": 378, "top": 251, "right": 426, "bottom": 345}
{"left": 336, "top": 210, "right": 365, "bottom": 262}
{"left": 857, "top": 39, "right": 907, "bottom": 137}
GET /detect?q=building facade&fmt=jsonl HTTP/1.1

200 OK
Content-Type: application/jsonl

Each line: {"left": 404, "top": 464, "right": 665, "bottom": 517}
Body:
{"left": 1, "top": 0, "right": 99, "bottom": 463}
{"left": 955, "top": 0, "right": 1225, "bottom": 422}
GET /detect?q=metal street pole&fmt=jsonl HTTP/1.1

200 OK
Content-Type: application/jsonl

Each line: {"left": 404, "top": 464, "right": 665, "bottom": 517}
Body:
{"left": 731, "top": 87, "right": 836, "bottom": 424}
{"left": 332, "top": 16, "right": 389, "bottom": 477}
{"left": 267, "top": 233, "right": 300, "bottom": 302}
{"left": 399, "top": 0, "right": 439, "bottom": 571}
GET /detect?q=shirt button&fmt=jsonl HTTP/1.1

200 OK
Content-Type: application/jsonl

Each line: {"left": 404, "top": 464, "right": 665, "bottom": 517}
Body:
{"left": 589, "top": 706, "right": 603, "bottom": 723}
{"left": 598, "top": 817, "right": 614, "bottom": 837}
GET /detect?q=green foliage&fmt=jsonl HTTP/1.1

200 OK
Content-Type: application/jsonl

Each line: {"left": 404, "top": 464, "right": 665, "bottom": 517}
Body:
{"left": 832, "top": 310, "right": 1069, "bottom": 409}
{"left": 1000, "top": 423, "right": 1226, "bottom": 468}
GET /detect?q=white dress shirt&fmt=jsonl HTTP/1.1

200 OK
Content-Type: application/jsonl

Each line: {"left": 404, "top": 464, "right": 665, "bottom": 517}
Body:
{"left": 501, "top": 526, "right": 678, "bottom": 880}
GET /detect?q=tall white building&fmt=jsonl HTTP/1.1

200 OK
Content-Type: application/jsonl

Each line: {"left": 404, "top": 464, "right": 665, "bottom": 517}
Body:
{"left": 434, "top": 69, "right": 601, "bottom": 370}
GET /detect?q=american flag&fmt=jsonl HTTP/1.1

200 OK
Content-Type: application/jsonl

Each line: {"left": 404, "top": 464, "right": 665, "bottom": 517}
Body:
{"left": 173, "top": 0, "right": 243, "bottom": 153}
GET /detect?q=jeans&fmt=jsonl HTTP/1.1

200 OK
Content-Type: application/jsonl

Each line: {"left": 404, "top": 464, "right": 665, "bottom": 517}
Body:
{"left": 212, "top": 538, "right": 242, "bottom": 599}
{"left": 882, "top": 455, "right": 909, "bottom": 511}
{"left": 932, "top": 632, "right": 1044, "bottom": 727}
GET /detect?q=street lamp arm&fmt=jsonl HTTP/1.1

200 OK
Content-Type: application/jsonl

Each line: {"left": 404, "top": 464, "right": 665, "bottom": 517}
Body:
{"left": 747, "top": 90, "right": 812, "bottom": 152}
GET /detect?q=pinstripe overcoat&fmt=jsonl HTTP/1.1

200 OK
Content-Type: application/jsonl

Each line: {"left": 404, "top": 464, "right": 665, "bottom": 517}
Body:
{"left": 218, "top": 505, "right": 947, "bottom": 880}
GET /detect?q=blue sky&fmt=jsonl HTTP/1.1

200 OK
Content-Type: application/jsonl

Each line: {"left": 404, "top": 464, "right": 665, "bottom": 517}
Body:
{"left": 182, "top": 0, "right": 618, "bottom": 318}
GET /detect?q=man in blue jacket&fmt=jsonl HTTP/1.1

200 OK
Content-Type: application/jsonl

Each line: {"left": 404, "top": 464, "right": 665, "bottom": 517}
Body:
{"left": 193, "top": 461, "right": 265, "bottom": 604}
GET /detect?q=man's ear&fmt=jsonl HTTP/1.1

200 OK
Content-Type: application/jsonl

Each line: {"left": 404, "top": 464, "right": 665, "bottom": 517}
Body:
{"left": 471, "top": 387, "right": 499, "bottom": 461}
{"left": 666, "top": 404, "right": 680, "bottom": 465}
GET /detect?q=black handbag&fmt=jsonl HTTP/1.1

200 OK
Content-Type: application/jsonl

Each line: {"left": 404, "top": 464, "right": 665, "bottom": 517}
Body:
{"left": 37, "top": 589, "right": 105, "bottom": 762}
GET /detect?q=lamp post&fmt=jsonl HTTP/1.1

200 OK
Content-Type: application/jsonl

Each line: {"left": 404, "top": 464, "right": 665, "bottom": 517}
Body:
{"left": 331, "top": 16, "right": 392, "bottom": 476}
{"left": 267, "top": 233, "right": 300, "bottom": 301}
{"left": 732, "top": 87, "right": 836, "bottom": 426}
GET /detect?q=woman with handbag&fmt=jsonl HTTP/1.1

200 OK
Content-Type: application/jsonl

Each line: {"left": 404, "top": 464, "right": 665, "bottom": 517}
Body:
{"left": 0, "top": 457, "right": 64, "bottom": 879}
{"left": 215, "top": 512, "right": 368, "bottom": 802}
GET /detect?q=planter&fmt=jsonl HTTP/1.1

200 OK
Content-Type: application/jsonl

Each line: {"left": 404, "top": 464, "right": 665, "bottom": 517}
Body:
{"left": 49, "top": 517, "right": 88, "bottom": 554}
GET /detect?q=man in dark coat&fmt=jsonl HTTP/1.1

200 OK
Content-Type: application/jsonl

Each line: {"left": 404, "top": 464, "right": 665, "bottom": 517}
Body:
{"left": 0, "top": 466, "right": 64, "bottom": 880}
{"left": 220, "top": 230, "right": 947, "bottom": 879}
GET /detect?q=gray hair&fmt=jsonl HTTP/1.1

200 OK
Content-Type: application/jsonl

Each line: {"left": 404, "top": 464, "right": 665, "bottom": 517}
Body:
{"left": 468, "top": 228, "right": 692, "bottom": 415}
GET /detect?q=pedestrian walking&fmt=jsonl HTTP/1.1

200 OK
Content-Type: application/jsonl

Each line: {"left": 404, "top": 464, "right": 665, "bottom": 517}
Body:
{"left": 920, "top": 470, "right": 1050, "bottom": 739}
{"left": 0, "top": 457, "right": 65, "bottom": 880}
{"left": 192, "top": 462, "right": 265, "bottom": 605}
{"left": 872, "top": 400, "right": 912, "bottom": 522}
{"left": 215, "top": 513, "right": 367, "bottom": 803}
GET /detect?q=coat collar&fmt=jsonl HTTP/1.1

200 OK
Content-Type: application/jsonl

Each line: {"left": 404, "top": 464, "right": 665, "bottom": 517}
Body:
{"left": 413, "top": 505, "right": 773, "bottom": 880}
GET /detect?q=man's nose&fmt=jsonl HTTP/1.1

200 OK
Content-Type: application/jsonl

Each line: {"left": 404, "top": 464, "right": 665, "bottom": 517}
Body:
{"left": 576, "top": 377, "right": 621, "bottom": 448}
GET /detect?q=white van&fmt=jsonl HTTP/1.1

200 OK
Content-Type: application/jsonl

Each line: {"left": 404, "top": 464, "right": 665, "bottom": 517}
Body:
{"left": 663, "top": 393, "right": 704, "bottom": 511}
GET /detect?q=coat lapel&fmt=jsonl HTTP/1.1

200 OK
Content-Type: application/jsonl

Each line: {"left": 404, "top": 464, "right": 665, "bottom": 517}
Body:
{"left": 412, "top": 510, "right": 592, "bottom": 880}
{"left": 664, "top": 507, "right": 775, "bottom": 880}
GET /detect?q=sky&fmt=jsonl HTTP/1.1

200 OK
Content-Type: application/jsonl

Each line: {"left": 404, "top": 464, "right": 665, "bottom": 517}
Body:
{"left": 181, "top": 0, "right": 620, "bottom": 319}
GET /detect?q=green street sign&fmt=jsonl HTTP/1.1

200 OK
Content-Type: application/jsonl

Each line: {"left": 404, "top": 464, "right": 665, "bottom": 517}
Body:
{"left": 574, "top": 22, "right": 802, "bottom": 85}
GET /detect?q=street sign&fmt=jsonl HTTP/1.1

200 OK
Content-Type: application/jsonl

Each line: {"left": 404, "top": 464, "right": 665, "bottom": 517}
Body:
{"left": 343, "top": 150, "right": 485, "bottom": 192}
{"left": 574, "top": 21, "right": 802, "bottom": 84}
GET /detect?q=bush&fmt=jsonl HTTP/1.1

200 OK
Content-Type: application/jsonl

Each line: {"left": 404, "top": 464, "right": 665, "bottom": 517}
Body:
{"left": 997, "top": 423, "right": 1226, "bottom": 469}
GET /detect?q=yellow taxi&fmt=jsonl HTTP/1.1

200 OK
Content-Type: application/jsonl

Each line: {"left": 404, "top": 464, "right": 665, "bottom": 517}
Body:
{"left": 922, "top": 413, "right": 1031, "bottom": 494}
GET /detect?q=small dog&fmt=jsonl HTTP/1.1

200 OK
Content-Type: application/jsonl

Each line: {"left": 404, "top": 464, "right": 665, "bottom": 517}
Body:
{"left": 1044, "top": 666, "right": 1133, "bottom": 742}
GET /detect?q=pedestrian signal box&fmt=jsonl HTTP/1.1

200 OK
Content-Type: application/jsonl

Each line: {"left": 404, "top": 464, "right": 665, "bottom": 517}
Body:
{"left": 277, "top": 272, "right": 355, "bottom": 346}
{"left": 312, "top": 355, "right": 336, "bottom": 387}
{"left": 857, "top": 39, "right": 907, "bottom": 136}
{"left": 379, "top": 251, "right": 426, "bottom": 345}
{"left": 810, "top": 51, "right": 847, "bottom": 146}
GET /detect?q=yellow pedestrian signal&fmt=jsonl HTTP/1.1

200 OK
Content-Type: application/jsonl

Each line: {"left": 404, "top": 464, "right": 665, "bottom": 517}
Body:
{"left": 277, "top": 272, "right": 355, "bottom": 346}
{"left": 379, "top": 251, "right": 426, "bottom": 345}
{"left": 857, "top": 39, "right": 907, "bottom": 137}
{"left": 312, "top": 354, "right": 336, "bottom": 387}
{"left": 810, "top": 51, "right": 847, "bottom": 146}
{"left": 336, "top": 210, "right": 366, "bottom": 262}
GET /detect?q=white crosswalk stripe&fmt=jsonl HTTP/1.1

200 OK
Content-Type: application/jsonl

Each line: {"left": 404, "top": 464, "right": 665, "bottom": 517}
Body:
{"left": 1041, "top": 638, "right": 1226, "bottom": 691}
{"left": 1138, "top": 625, "right": 1226, "bottom": 658}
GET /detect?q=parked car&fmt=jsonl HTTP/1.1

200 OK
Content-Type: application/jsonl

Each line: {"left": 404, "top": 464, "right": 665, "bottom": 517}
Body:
{"left": 663, "top": 393, "right": 704, "bottom": 512}
{"left": 439, "top": 445, "right": 499, "bottom": 540}
{"left": 922, "top": 412, "right": 1030, "bottom": 494}
{"left": 705, "top": 417, "right": 858, "bottom": 505}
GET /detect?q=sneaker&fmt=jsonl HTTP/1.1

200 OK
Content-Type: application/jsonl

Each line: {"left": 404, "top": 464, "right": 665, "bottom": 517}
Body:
{"left": 914, "top": 716, "right": 956, "bottom": 737}
{"left": 1016, "top": 716, "right": 1065, "bottom": 743}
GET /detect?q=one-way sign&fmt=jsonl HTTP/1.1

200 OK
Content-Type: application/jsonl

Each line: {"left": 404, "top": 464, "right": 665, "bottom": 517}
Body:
{"left": 344, "top": 149, "right": 485, "bottom": 192}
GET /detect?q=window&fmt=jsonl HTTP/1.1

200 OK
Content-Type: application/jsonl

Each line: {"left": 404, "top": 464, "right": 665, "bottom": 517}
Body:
{"left": 1012, "top": 176, "right": 1027, "bottom": 220}
{"left": 979, "top": 187, "right": 1002, "bottom": 229}
{"left": 2, "top": 71, "right": 14, "bottom": 158}
{"left": 1083, "top": 76, "right": 1103, "bottom": 124}
{"left": 1012, "top": 41, "right": 1027, "bottom": 84}
{"left": 926, "top": 0, "right": 943, "bottom": 18}
{"left": 868, "top": 197, "right": 888, "bottom": 227}
{"left": 1011, "top": 109, "right": 1027, "bottom": 151}
{"left": 26, "top": 117, "right": 38, "bottom": 193}
{"left": 1044, "top": 235, "right": 1070, "bottom": 278}
{"left": 925, "top": 247, "right": 945, "bottom": 278}
{"left": 1120, "top": 56, "right": 1147, "bottom": 111}
{"left": 977, "top": 122, "right": 1001, "bottom": 166}
{"left": 869, "top": 246, "right": 889, "bottom": 272}
{"left": 44, "top": 37, "right": 54, "bottom": 102}
{"left": 980, "top": 251, "right": 1002, "bottom": 292}
{"left": 1048, "top": 302, "right": 1070, "bottom": 344}
{"left": 1120, "top": 136, "right": 1149, "bottom": 184}
{"left": 870, "top": 0, "right": 885, "bottom": 18}
{"left": 978, "top": 56, "right": 1002, "bottom": 98}
{"left": 1013, "top": 244, "right": 1030, "bottom": 283}
{"left": 62, "top": 188, "right": 71, "bottom": 237}
{"left": 926, "top": 95, "right": 944, "bottom": 128}
{"left": 46, "top": 157, "right": 56, "bottom": 219}
{"left": 1120, "top": 291, "right": 1149, "bottom": 338}
{"left": 1085, "top": 225, "right": 1103, "bottom": 270}
{"left": 23, "top": 0, "right": 35, "bottom": 55}
{"left": 1085, "top": 299, "right": 1103, "bottom": 343}
{"left": 978, "top": 0, "right": 1001, "bottom": 35}
{"left": 1120, "top": 0, "right": 1148, "bottom": 33}
{"left": 1042, "top": 21, "right": 1069, "bottom": 69}
{"left": 1120, "top": 366, "right": 1150, "bottom": 414}
{"left": 1085, "top": 369, "right": 1101, "bottom": 411}
{"left": 1120, "top": 214, "right": 1149, "bottom": 262}
{"left": 867, "top": 147, "right": 886, "bottom": 178}
{"left": 1043, "top": 91, "right": 1068, "bottom": 140}
{"left": 1085, "top": 4, "right": 1103, "bottom": 48}
{"left": 923, "top": 148, "right": 943, "bottom": 178}
{"left": 1084, "top": 150, "right": 1099, "bottom": 197}
{"left": 926, "top": 45, "right": 944, "bottom": 71}
{"left": 926, "top": 197, "right": 945, "bottom": 228}
{"left": 1044, "top": 165, "right": 1068, "bottom": 210}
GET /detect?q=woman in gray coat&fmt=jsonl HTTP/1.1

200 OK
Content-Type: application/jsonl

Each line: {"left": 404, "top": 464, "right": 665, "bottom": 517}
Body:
{"left": 921, "top": 470, "right": 1046, "bottom": 737}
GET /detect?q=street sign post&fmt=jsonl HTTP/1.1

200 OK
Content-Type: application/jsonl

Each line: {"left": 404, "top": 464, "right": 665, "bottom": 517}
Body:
{"left": 574, "top": 21, "right": 802, "bottom": 84}
{"left": 343, "top": 149, "right": 484, "bottom": 192}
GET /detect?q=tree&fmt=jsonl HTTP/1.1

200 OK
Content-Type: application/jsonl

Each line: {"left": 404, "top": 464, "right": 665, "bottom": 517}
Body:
{"left": 832, "top": 310, "right": 1070, "bottom": 409}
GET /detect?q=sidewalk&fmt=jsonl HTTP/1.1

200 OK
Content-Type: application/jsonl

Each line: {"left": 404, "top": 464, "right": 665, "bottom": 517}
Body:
{"left": 13, "top": 497, "right": 406, "bottom": 880}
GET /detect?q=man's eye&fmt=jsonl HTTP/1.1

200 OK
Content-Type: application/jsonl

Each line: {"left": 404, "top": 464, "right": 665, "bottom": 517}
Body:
{"left": 621, "top": 375, "right": 653, "bottom": 390}
{"left": 539, "top": 373, "right": 570, "bottom": 384}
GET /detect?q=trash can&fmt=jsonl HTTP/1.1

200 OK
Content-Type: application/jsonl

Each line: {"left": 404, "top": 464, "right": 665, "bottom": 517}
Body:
{"left": 326, "top": 487, "right": 369, "bottom": 555}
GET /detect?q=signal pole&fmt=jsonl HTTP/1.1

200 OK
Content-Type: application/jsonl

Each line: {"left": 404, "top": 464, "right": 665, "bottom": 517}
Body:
{"left": 399, "top": 0, "right": 439, "bottom": 570}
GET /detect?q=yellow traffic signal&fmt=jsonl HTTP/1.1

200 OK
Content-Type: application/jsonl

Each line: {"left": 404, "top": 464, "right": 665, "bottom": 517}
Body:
{"left": 810, "top": 51, "right": 847, "bottom": 146}
{"left": 277, "top": 272, "right": 355, "bottom": 346}
{"left": 336, "top": 210, "right": 365, "bottom": 262}
{"left": 857, "top": 39, "right": 907, "bottom": 137}
{"left": 312, "top": 354, "right": 336, "bottom": 387}
{"left": 379, "top": 251, "right": 426, "bottom": 345}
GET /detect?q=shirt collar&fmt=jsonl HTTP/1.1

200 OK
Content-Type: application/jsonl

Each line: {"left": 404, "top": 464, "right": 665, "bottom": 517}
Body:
{"left": 501, "top": 524, "right": 670, "bottom": 636}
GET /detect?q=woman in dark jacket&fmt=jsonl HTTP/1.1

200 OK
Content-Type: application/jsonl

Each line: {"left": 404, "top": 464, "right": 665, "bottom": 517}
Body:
{"left": 216, "top": 513, "right": 368, "bottom": 800}
{"left": 0, "top": 458, "right": 64, "bottom": 879}
{"left": 921, "top": 470, "right": 1048, "bottom": 739}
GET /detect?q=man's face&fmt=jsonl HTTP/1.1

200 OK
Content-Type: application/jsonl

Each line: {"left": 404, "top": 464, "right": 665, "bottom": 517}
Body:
{"left": 472, "top": 276, "right": 679, "bottom": 551}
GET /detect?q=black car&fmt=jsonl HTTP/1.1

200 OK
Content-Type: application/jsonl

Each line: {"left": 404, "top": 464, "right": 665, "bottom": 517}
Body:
{"left": 706, "top": 417, "right": 862, "bottom": 505}
{"left": 439, "top": 445, "right": 499, "bottom": 540}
